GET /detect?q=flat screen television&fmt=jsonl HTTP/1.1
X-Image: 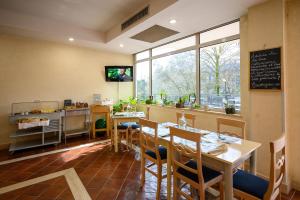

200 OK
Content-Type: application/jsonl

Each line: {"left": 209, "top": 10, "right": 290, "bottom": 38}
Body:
{"left": 105, "top": 66, "right": 133, "bottom": 82}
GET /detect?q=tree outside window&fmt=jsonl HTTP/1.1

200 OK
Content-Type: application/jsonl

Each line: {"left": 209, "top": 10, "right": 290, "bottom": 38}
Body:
{"left": 152, "top": 50, "right": 196, "bottom": 102}
{"left": 200, "top": 39, "right": 240, "bottom": 109}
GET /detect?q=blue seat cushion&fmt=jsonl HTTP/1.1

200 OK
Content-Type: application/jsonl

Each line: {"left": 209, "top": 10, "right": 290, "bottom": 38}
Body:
{"left": 177, "top": 160, "right": 221, "bottom": 183}
{"left": 122, "top": 122, "right": 140, "bottom": 129}
{"left": 233, "top": 169, "right": 269, "bottom": 199}
{"left": 117, "top": 124, "right": 129, "bottom": 130}
{"left": 145, "top": 146, "right": 167, "bottom": 160}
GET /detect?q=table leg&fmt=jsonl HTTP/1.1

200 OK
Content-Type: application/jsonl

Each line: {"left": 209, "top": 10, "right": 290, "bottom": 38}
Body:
{"left": 224, "top": 164, "right": 233, "bottom": 200}
{"left": 167, "top": 143, "right": 171, "bottom": 200}
{"left": 250, "top": 150, "right": 257, "bottom": 174}
{"left": 114, "top": 119, "right": 118, "bottom": 152}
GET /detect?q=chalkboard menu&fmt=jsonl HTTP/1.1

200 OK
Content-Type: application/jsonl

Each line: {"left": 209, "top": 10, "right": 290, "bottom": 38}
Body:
{"left": 250, "top": 47, "right": 281, "bottom": 89}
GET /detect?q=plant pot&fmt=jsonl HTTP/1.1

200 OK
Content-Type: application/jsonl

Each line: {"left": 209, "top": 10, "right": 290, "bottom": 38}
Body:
{"left": 225, "top": 107, "right": 236, "bottom": 114}
{"left": 176, "top": 103, "right": 185, "bottom": 108}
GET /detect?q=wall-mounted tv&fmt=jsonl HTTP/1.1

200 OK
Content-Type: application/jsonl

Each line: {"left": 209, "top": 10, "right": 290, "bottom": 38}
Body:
{"left": 105, "top": 66, "right": 133, "bottom": 82}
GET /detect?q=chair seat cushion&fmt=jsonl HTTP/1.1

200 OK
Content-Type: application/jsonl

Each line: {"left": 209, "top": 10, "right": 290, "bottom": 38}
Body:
{"left": 117, "top": 124, "right": 128, "bottom": 130}
{"left": 122, "top": 122, "right": 140, "bottom": 129}
{"left": 145, "top": 146, "right": 167, "bottom": 160}
{"left": 233, "top": 169, "right": 269, "bottom": 199}
{"left": 177, "top": 160, "right": 221, "bottom": 183}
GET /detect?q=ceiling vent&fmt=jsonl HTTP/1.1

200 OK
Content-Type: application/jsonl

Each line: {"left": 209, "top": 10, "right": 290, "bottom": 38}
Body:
{"left": 131, "top": 25, "right": 179, "bottom": 43}
{"left": 121, "top": 6, "right": 149, "bottom": 31}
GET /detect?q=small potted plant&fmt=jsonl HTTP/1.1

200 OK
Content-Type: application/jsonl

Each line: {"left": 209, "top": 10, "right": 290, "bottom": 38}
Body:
{"left": 159, "top": 90, "right": 168, "bottom": 106}
{"left": 224, "top": 103, "right": 236, "bottom": 114}
{"left": 145, "top": 96, "right": 153, "bottom": 105}
{"left": 176, "top": 97, "right": 185, "bottom": 108}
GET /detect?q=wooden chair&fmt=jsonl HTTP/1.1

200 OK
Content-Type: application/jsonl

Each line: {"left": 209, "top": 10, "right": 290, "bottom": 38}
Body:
{"left": 139, "top": 118, "right": 167, "bottom": 200}
{"left": 169, "top": 126, "right": 224, "bottom": 200}
{"left": 217, "top": 117, "right": 246, "bottom": 139}
{"left": 110, "top": 104, "right": 131, "bottom": 151}
{"left": 176, "top": 112, "right": 196, "bottom": 128}
{"left": 110, "top": 119, "right": 130, "bottom": 151}
{"left": 128, "top": 106, "right": 150, "bottom": 148}
{"left": 233, "top": 135, "right": 286, "bottom": 200}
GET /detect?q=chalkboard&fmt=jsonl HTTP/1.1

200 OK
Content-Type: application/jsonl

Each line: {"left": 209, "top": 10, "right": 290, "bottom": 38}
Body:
{"left": 250, "top": 47, "right": 281, "bottom": 89}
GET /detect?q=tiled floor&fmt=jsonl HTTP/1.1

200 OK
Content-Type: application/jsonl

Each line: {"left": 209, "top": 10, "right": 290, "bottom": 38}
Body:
{"left": 0, "top": 138, "right": 299, "bottom": 200}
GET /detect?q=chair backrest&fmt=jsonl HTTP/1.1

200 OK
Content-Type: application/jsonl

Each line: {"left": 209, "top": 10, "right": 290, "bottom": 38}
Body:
{"left": 264, "top": 136, "right": 286, "bottom": 200}
{"left": 169, "top": 126, "right": 206, "bottom": 200}
{"left": 217, "top": 117, "right": 246, "bottom": 139}
{"left": 146, "top": 106, "right": 150, "bottom": 120}
{"left": 120, "top": 103, "right": 136, "bottom": 111}
{"left": 139, "top": 118, "right": 162, "bottom": 160}
{"left": 176, "top": 112, "right": 196, "bottom": 128}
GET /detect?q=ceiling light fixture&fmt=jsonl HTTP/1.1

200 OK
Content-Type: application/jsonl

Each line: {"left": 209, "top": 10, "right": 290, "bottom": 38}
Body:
{"left": 169, "top": 19, "right": 177, "bottom": 24}
{"left": 68, "top": 37, "right": 74, "bottom": 42}
{"left": 119, "top": 44, "right": 124, "bottom": 48}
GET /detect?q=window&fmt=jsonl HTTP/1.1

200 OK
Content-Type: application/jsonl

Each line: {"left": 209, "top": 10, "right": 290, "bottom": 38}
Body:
{"left": 152, "top": 50, "right": 196, "bottom": 101}
{"left": 136, "top": 50, "right": 149, "bottom": 61}
{"left": 200, "top": 39, "right": 240, "bottom": 109}
{"left": 200, "top": 22, "right": 239, "bottom": 44}
{"left": 152, "top": 36, "right": 196, "bottom": 57}
{"left": 135, "top": 61, "right": 150, "bottom": 100}
{"left": 134, "top": 21, "right": 240, "bottom": 111}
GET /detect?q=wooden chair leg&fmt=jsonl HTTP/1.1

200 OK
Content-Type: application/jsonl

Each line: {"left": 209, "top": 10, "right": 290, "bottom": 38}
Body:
{"left": 173, "top": 175, "right": 179, "bottom": 200}
{"left": 219, "top": 182, "right": 224, "bottom": 200}
{"left": 156, "top": 164, "right": 162, "bottom": 200}
{"left": 125, "top": 129, "right": 129, "bottom": 150}
{"left": 140, "top": 154, "right": 145, "bottom": 188}
{"left": 130, "top": 131, "right": 133, "bottom": 149}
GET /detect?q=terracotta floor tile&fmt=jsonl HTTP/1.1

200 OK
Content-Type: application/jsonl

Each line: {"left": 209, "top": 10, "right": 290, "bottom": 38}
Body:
{"left": 56, "top": 188, "right": 74, "bottom": 200}
{"left": 96, "top": 187, "right": 119, "bottom": 200}
{"left": 16, "top": 194, "right": 38, "bottom": 200}
{"left": 39, "top": 184, "right": 66, "bottom": 199}
{"left": 0, "top": 139, "right": 298, "bottom": 200}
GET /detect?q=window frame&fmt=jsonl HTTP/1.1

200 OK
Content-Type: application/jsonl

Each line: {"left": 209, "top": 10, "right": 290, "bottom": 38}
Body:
{"left": 134, "top": 19, "right": 240, "bottom": 112}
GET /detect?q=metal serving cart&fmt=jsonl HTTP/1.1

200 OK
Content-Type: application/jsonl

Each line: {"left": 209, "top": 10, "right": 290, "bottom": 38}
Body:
{"left": 9, "top": 101, "right": 63, "bottom": 153}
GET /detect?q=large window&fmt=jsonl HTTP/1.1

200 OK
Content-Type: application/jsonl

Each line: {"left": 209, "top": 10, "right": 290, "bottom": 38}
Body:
{"left": 200, "top": 39, "right": 240, "bottom": 109}
{"left": 152, "top": 50, "right": 196, "bottom": 101}
{"left": 152, "top": 36, "right": 196, "bottom": 56}
{"left": 136, "top": 61, "right": 150, "bottom": 100}
{"left": 134, "top": 21, "right": 240, "bottom": 111}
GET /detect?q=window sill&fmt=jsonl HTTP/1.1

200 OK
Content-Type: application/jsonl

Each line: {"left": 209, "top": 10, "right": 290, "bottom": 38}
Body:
{"left": 137, "top": 104, "right": 242, "bottom": 118}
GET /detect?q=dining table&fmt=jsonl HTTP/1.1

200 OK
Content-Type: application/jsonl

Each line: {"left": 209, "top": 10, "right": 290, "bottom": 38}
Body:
{"left": 111, "top": 111, "right": 145, "bottom": 152}
{"left": 141, "top": 122, "right": 262, "bottom": 200}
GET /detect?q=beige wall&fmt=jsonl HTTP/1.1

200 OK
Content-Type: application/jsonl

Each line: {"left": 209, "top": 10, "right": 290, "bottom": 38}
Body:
{"left": 245, "top": 0, "right": 285, "bottom": 179}
{"left": 0, "top": 34, "right": 133, "bottom": 145}
{"left": 285, "top": 0, "right": 300, "bottom": 190}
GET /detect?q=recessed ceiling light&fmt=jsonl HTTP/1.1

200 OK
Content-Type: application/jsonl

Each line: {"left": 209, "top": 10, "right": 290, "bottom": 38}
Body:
{"left": 169, "top": 19, "right": 177, "bottom": 24}
{"left": 119, "top": 44, "right": 124, "bottom": 48}
{"left": 68, "top": 37, "right": 74, "bottom": 42}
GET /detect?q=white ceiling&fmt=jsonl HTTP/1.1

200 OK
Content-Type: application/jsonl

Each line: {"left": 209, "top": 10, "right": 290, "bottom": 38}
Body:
{"left": 0, "top": 0, "right": 265, "bottom": 54}
{"left": 0, "top": 0, "right": 147, "bottom": 32}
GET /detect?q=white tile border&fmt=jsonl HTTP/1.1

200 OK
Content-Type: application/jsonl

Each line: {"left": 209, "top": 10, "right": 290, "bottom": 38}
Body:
{"left": 0, "top": 168, "right": 92, "bottom": 200}
{"left": 0, "top": 139, "right": 111, "bottom": 166}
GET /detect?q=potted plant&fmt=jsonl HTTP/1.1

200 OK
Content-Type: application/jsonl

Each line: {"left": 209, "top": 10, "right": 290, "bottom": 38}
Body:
{"left": 145, "top": 95, "right": 153, "bottom": 105}
{"left": 176, "top": 97, "right": 185, "bottom": 108}
{"left": 224, "top": 103, "right": 236, "bottom": 114}
{"left": 159, "top": 90, "right": 168, "bottom": 106}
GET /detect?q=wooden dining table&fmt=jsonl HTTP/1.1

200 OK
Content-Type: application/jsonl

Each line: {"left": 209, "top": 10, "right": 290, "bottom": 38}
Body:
{"left": 141, "top": 122, "right": 262, "bottom": 200}
{"left": 111, "top": 111, "right": 145, "bottom": 152}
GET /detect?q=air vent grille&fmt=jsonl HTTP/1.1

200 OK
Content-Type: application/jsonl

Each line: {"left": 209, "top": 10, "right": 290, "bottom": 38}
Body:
{"left": 121, "top": 6, "right": 149, "bottom": 30}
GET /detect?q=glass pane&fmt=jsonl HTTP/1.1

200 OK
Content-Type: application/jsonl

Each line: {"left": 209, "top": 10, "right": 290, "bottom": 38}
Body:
{"left": 152, "top": 50, "right": 196, "bottom": 102}
{"left": 136, "top": 61, "right": 150, "bottom": 100}
{"left": 200, "top": 39, "right": 240, "bottom": 110}
{"left": 200, "top": 22, "right": 239, "bottom": 44}
{"left": 136, "top": 50, "right": 149, "bottom": 61}
{"left": 152, "top": 36, "right": 196, "bottom": 56}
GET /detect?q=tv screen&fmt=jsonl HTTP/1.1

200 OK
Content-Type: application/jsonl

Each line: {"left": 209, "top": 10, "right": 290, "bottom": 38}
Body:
{"left": 105, "top": 66, "right": 133, "bottom": 82}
